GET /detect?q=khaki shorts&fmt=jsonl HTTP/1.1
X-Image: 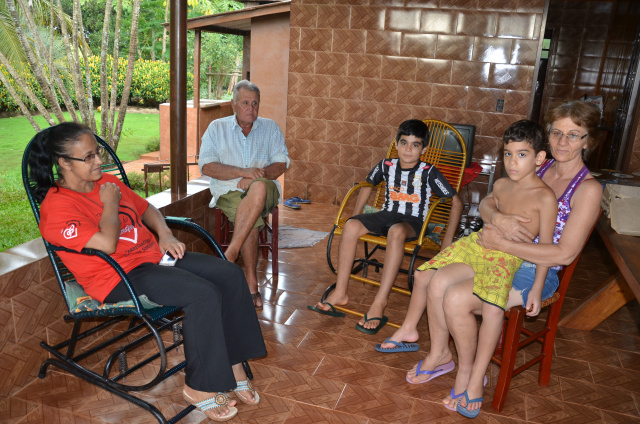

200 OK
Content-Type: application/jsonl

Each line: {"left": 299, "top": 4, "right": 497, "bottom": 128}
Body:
{"left": 216, "top": 178, "right": 279, "bottom": 230}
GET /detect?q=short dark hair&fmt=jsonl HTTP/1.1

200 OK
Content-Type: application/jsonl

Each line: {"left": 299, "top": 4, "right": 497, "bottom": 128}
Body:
{"left": 544, "top": 100, "right": 601, "bottom": 159}
{"left": 396, "top": 119, "right": 429, "bottom": 148}
{"left": 502, "top": 119, "right": 545, "bottom": 153}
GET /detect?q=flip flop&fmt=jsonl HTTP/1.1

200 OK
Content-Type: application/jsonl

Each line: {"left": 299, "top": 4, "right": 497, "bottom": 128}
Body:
{"left": 444, "top": 376, "right": 487, "bottom": 411}
{"left": 355, "top": 314, "right": 388, "bottom": 335}
{"left": 375, "top": 337, "right": 419, "bottom": 353}
{"left": 406, "top": 359, "right": 455, "bottom": 384}
{"left": 456, "top": 389, "right": 484, "bottom": 418}
{"left": 307, "top": 302, "right": 346, "bottom": 317}
{"left": 289, "top": 196, "right": 311, "bottom": 204}
{"left": 283, "top": 198, "right": 300, "bottom": 209}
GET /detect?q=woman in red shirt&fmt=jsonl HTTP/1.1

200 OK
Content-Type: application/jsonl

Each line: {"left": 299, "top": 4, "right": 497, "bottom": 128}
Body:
{"left": 29, "top": 122, "right": 266, "bottom": 422}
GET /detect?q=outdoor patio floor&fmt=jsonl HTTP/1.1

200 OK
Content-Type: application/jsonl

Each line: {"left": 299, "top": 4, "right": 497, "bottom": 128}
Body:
{"left": 5, "top": 203, "right": 640, "bottom": 423}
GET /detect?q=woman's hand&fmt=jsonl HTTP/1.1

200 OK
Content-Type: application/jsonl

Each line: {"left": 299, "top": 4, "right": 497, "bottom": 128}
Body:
{"left": 99, "top": 182, "right": 121, "bottom": 205}
{"left": 158, "top": 233, "right": 186, "bottom": 260}
{"left": 492, "top": 212, "right": 534, "bottom": 242}
{"left": 476, "top": 223, "right": 507, "bottom": 251}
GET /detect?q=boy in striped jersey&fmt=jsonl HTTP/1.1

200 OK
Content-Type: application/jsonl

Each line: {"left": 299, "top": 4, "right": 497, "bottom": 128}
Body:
{"left": 309, "top": 119, "right": 463, "bottom": 334}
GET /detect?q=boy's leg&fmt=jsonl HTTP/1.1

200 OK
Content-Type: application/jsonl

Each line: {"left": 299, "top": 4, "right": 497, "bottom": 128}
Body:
{"left": 442, "top": 279, "right": 482, "bottom": 409}
{"left": 446, "top": 284, "right": 504, "bottom": 413}
{"left": 404, "top": 264, "right": 475, "bottom": 383}
{"left": 359, "top": 221, "right": 414, "bottom": 329}
{"left": 315, "top": 218, "right": 369, "bottom": 311}
{"left": 379, "top": 268, "right": 435, "bottom": 347}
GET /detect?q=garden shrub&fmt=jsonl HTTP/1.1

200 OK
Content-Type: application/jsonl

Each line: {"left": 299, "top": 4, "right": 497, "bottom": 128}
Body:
{"left": 0, "top": 56, "right": 193, "bottom": 112}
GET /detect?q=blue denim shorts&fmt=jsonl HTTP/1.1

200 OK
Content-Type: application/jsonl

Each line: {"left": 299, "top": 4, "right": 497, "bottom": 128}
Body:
{"left": 511, "top": 263, "right": 560, "bottom": 306}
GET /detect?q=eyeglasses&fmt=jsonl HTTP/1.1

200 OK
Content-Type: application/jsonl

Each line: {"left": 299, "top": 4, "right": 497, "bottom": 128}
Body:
{"left": 548, "top": 130, "right": 588, "bottom": 142}
{"left": 62, "top": 146, "right": 103, "bottom": 164}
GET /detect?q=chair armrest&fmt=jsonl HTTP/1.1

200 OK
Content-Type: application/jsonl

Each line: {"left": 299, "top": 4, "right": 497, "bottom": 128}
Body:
{"left": 415, "top": 197, "right": 452, "bottom": 246}
{"left": 334, "top": 181, "right": 377, "bottom": 226}
{"left": 47, "top": 244, "right": 146, "bottom": 315}
{"left": 164, "top": 216, "right": 226, "bottom": 260}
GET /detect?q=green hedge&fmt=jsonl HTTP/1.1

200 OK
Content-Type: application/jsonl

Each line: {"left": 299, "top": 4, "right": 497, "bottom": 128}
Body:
{"left": 0, "top": 56, "right": 193, "bottom": 112}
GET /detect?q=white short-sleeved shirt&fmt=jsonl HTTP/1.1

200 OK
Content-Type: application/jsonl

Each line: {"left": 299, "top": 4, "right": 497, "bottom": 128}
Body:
{"left": 198, "top": 115, "right": 290, "bottom": 206}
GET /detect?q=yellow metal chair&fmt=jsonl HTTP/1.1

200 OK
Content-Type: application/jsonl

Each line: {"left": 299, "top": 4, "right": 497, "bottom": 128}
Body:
{"left": 323, "top": 119, "right": 467, "bottom": 326}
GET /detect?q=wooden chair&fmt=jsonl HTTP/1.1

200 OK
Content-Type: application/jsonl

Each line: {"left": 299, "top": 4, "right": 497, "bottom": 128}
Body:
{"left": 490, "top": 221, "right": 598, "bottom": 411}
{"left": 323, "top": 120, "right": 467, "bottom": 325}
{"left": 213, "top": 206, "right": 279, "bottom": 276}
{"left": 22, "top": 134, "right": 251, "bottom": 424}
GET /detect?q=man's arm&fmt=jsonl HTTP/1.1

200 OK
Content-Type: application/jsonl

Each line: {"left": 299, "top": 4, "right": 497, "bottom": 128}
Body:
{"left": 201, "top": 162, "right": 264, "bottom": 181}
{"left": 263, "top": 162, "right": 287, "bottom": 180}
{"left": 441, "top": 194, "right": 463, "bottom": 249}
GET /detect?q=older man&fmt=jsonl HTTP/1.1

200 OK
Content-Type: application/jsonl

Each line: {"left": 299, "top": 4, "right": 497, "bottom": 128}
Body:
{"left": 199, "top": 80, "right": 289, "bottom": 309}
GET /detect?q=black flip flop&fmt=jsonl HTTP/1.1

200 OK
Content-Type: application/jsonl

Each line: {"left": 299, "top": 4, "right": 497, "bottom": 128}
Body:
{"left": 307, "top": 302, "right": 345, "bottom": 317}
{"left": 355, "top": 314, "right": 388, "bottom": 334}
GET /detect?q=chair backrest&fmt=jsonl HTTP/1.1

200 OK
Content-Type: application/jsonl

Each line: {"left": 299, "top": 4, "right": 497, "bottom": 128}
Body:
{"left": 369, "top": 120, "right": 468, "bottom": 232}
{"left": 21, "top": 133, "right": 135, "bottom": 315}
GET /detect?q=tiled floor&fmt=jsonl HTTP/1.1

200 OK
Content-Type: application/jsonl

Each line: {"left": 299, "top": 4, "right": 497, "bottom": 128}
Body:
{"left": 6, "top": 203, "right": 640, "bottom": 423}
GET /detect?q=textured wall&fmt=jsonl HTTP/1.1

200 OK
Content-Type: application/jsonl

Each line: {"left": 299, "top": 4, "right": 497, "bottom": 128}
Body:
{"left": 284, "top": 0, "right": 545, "bottom": 205}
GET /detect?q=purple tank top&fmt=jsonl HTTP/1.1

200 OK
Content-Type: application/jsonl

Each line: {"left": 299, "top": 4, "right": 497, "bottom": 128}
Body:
{"left": 527, "top": 159, "right": 591, "bottom": 270}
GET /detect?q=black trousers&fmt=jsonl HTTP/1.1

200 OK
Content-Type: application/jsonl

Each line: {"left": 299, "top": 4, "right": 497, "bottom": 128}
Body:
{"left": 104, "top": 252, "right": 267, "bottom": 392}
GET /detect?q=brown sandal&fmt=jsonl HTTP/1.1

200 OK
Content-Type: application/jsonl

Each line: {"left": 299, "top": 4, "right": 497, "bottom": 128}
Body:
{"left": 251, "top": 291, "right": 263, "bottom": 311}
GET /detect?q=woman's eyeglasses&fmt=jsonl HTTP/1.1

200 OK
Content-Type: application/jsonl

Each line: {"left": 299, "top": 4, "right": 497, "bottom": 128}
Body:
{"left": 548, "top": 130, "right": 588, "bottom": 142}
{"left": 62, "top": 146, "right": 104, "bottom": 164}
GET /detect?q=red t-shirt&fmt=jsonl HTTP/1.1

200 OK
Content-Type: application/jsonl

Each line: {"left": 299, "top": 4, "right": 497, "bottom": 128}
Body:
{"left": 39, "top": 174, "right": 163, "bottom": 302}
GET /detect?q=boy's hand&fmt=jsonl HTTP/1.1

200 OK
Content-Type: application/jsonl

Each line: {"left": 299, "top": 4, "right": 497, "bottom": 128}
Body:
{"left": 525, "top": 287, "right": 543, "bottom": 316}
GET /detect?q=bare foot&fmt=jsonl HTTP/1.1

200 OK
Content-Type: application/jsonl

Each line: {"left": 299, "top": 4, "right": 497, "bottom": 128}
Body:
{"left": 406, "top": 349, "right": 453, "bottom": 384}
{"left": 358, "top": 301, "right": 387, "bottom": 329}
{"left": 379, "top": 325, "right": 420, "bottom": 349}
{"left": 315, "top": 291, "right": 349, "bottom": 312}
{"left": 183, "top": 385, "right": 237, "bottom": 421}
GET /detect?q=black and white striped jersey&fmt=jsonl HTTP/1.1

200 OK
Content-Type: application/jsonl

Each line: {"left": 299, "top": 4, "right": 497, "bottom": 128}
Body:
{"left": 366, "top": 158, "right": 456, "bottom": 221}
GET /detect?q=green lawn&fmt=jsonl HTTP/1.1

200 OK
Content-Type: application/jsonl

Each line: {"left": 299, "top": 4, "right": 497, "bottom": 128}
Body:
{"left": 0, "top": 111, "right": 160, "bottom": 252}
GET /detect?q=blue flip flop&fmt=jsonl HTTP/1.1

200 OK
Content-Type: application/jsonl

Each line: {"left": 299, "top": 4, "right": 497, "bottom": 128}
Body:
{"left": 289, "top": 196, "right": 311, "bottom": 204}
{"left": 375, "top": 337, "right": 419, "bottom": 353}
{"left": 456, "top": 390, "right": 484, "bottom": 418}
{"left": 406, "top": 359, "right": 455, "bottom": 384}
{"left": 283, "top": 198, "right": 300, "bottom": 209}
{"left": 445, "top": 376, "right": 487, "bottom": 411}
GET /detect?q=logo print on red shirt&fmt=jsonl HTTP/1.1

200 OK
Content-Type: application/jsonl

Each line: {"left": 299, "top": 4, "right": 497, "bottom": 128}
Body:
{"left": 62, "top": 221, "right": 80, "bottom": 239}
